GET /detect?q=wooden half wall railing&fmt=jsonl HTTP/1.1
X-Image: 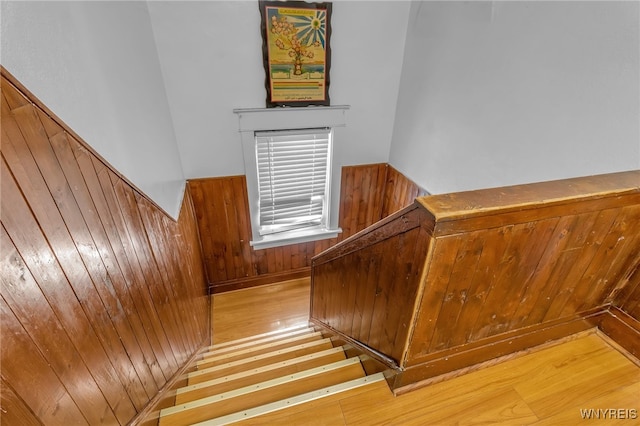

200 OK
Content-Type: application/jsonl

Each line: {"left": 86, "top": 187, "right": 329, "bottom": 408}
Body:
{"left": 310, "top": 170, "right": 640, "bottom": 392}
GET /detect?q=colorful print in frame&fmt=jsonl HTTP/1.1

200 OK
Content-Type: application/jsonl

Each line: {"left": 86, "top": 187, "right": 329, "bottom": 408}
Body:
{"left": 259, "top": 1, "right": 332, "bottom": 107}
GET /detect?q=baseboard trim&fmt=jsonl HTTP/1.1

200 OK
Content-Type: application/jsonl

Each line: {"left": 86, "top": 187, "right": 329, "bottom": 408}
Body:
{"left": 393, "top": 328, "right": 598, "bottom": 396}
{"left": 392, "top": 309, "right": 608, "bottom": 390}
{"left": 209, "top": 268, "right": 311, "bottom": 294}
{"left": 130, "top": 339, "right": 209, "bottom": 426}
{"left": 598, "top": 306, "right": 640, "bottom": 360}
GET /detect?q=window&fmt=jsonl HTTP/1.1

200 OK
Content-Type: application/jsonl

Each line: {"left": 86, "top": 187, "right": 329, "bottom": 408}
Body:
{"left": 235, "top": 106, "right": 348, "bottom": 249}
{"left": 256, "top": 128, "right": 332, "bottom": 236}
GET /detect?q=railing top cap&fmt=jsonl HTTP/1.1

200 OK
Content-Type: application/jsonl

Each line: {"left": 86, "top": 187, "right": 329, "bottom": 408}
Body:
{"left": 416, "top": 170, "right": 640, "bottom": 222}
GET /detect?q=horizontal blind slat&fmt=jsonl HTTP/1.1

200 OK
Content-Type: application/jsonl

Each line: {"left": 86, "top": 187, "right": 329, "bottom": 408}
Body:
{"left": 255, "top": 128, "right": 331, "bottom": 235}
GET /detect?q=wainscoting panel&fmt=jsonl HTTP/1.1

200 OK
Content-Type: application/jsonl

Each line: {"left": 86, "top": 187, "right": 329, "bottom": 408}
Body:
{"left": 615, "top": 260, "right": 640, "bottom": 321}
{"left": 190, "top": 163, "right": 424, "bottom": 292}
{"left": 311, "top": 170, "right": 640, "bottom": 390}
{"left": 1, "top": 70, "right": 209, "bottom": 425}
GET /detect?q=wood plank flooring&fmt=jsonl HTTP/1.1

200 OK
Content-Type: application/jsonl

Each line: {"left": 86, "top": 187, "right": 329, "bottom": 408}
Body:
{"left": 212, "top": 278, "right": 640, "bottom": 425}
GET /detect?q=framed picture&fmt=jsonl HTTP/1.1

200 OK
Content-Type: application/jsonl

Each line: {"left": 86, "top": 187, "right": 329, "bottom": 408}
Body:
{"left": 259, "top": 1, "right": 332, "bottom": 107}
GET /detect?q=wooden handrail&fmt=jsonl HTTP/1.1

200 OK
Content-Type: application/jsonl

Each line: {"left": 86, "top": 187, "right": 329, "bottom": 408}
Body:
{"left": 310, "top": 170, "right": 640, "bottom": 388}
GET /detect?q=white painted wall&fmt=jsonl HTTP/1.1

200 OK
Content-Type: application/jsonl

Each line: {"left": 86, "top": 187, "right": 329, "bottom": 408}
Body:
{"left": 1, "top": 1, "right": 185, "bottom": 217}
{"left": 147, "top": 1, "right": 410, "bottom": 180}
{"left": 390, "top": 1, "right": 640, "bottom": 194}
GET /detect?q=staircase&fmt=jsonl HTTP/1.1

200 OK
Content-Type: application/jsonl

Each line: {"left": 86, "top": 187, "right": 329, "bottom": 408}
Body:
{"left": 158, "top": 325, "right": 386, "bottom": 425}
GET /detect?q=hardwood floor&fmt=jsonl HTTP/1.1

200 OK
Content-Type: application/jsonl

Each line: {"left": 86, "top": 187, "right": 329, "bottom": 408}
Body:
{"left": 211, "top": 278, "right": 310, "bottom": 344}
{"left": 211, "top": 278, "right": 640, "bottom": 425}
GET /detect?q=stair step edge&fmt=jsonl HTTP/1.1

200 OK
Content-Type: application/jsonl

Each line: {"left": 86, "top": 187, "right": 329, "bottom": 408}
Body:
{"left": 161, "top": 357, "right": 363, "bottom": 416}
{"left": 201, "top": 327, "right": 317, "bottom": 357}
{"left": 205, "top": 325, "right": 314, "bottom": 351}
{"left": 188, "top": 338, "right": 333, "bottom": 378}
{"left": 197, "top": 331, "right": 323, "bottom": 365}
{"left": 177, "top": 346, "right": 346, "bottom": 395}
{"left": 191, "top": 372, "right": 387, "bottom": 426}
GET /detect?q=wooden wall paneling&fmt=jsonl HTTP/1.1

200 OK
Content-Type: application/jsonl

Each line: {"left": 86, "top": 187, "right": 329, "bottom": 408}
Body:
{"left": 312, "top": 205, "right": 427, "bottom": 364}
{"left": 218, "top": 179, "right": 242, "bottom": 279}
{"left": 494, "top": 219, "right": 561, "bottom": 333}
{"left": 0, "top": 377, "right": 43, "bottom": 426}
{"left": 93, "top": 158, "right": 178, "bottom": 376}
{"left": 2, "top": 109, "right": 146, "bottom": 419}
{"left": 338, "top": 164, "right": 386, "bottom": 240}
{"left": 190, "top": 163, "right": 423, "bottom": 291}
{"left": 49, "top": 130, "right": 163, "bottom": 396}
{"left": 311, "top": 165, "right": 639, "bottom": 388}
{"left": 72, "top": 139, "right": 168, "bottom": 388}
{"left": 371, "top": 227, "right": 423, "bottom": 360}
{"left": 550, "top": 209, "right": 620, "bottom": 318}
{"left": 0, "top": 297, "right": 90, "bottom": 425}
{"left": 12, "top": 103, "right": 153, "bottom": 408}
{"left": 0, "top": 163, "right": 135, "bottom": 422}
{"left": 136, "top": 196, "right": 191, "bottom": 364}
{"left": 0, "top": 227, "right": 122, "bottom": 424}
{"left": 231, "top": 176, "right": 254, "bottom": 275}
{"left": 204, "top": 177, "right": 231, "bottom": 281}
{"left": 381, "top": 164, "right": 427, "bottom": 218}
{"left": 576, "top": 205, "right": 640, "bottom": 311}
{"left": 615, "top": 261, "right": 640, "bottom": 320}
{"left": 409, "top": 235, "right": 464, "bottom": 358}
{"left": 113, "top": 178, "right": 186, "bottom": 371}
{"left": 506, "top": 216, "right": 577, "bottom": 330}
{"left": 426, "top": 230, "right": 485, "bottom": 351}
{"left": 2, "top": 72, "right": 209, "bottom": 424}
{"left": 599, "top": 206, "right": 640, "bottom": 303}
{"left": 159, "top": 192, "right": 208, "bottom": 354}
{"left": 173, "top": 187, "right": 209, "bottom": 345}
{"left": 474, "top": 219, "right": 572, "bottom": 341}
{"left": 187, "top": 179, "right": 215, "bottom": 283}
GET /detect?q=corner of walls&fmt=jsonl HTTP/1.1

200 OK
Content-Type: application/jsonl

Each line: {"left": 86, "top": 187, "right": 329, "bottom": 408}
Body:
{"left": 388, "top": 1, "right": 640, "bottom": 195}
{"left": 1, "top": 65, "right": 209, "bottom": 425}
{"left": 1, "top": 0, "right": 186, "bottom": 218}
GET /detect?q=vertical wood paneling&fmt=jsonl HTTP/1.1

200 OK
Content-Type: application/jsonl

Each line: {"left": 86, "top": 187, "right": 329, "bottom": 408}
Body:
{"left": 311, "top": 169, "right": 640, "bottom": 384}
{"left": 381, "top": 164, "right": 427, "bottom": 218}
{"left": 0, "top": 378, "right": 43, "bottom": 426}
{"left": 190, "top": 163, "right": 423, "bottom": 291}
{"left": 311, "top": 206, "right": 431, "bottom": 364}
{"left": 405, "top": 174, "right": 640, "bottom": 366}
{"left": 0, "top": 72, "right": 209, "bottom": 424}
{"left": 615, "top": 259, "right": 640, "bottom": 320}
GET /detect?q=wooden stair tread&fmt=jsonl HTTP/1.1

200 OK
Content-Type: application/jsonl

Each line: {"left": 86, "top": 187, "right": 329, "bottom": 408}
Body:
{"left": 188, "top": 338, "right": 334, "bottom": 384}
{"left": 197, "top": 331, "right": 324, "bottom": 368}
{"left": 176, "top": 346, "right": 347, "bottom": 404}
{"left": 203, "top": 324, "right": 315, "bottom": 351}
{"left": 160, "top": 358, "right": 367, "bottom": 425}
{"left": 190, "top": 372, "right": 387, "bottom": 426}
{"left": 202, "top": 325, "right": 315, "bottom": 355}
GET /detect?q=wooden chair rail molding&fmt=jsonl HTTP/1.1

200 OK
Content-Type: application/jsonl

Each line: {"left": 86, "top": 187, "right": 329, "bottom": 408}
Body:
{"left": 310, "top": 170, "right": 640, "bottom": 392}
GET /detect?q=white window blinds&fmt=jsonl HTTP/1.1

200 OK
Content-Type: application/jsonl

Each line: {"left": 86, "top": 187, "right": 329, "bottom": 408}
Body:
{"left": 255, "top": 128, "right": 332, "bottom": 236}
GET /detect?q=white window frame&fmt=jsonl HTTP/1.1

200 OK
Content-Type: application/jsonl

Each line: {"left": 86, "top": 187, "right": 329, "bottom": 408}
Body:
{"left": 235, "top": 106, "right": 348, "bottom": 250}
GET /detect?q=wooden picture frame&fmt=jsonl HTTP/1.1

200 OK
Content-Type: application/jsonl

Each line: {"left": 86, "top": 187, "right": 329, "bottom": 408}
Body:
{"left": 259, "top": 1, "right": 332, "bottom": 107}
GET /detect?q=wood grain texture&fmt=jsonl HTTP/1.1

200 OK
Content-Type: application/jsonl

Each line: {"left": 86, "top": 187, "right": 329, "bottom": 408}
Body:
{"left": 408, "top": 172, "right": 640, "bottom": 368}
{"left": 0, "top": 71, "right": 209, "bottom": 424}
{"left": 311, "top": 206, "right": 433, "bottom": 364}
{"left": 311, "top": 170, "right": 640, "bottom": 387}
{"left": 220, "top": 281, "right": 639, "bottom": 426}
{"left": 190, "top": 163, "right": 423, "bottom": 292}
{"left": 615, "top": 256, "right": 640, "bottom": 321}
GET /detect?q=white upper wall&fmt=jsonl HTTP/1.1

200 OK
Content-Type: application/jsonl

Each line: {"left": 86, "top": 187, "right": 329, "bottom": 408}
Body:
{"left": 147, "top": 1, "right": 410, "bottom": 180}
{"left": 390, "top": 1, "right": 640, "bottom": 194}
{"left": 1, "top": 1, "right": 185, "bottom": 218}
{"left": 4, "top": 1, "right": 637, "bottom": 216}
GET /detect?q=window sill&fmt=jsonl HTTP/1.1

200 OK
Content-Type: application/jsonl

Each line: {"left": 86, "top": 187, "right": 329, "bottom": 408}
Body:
{"left": 250, "top": 227, "right": 342, "bottom": 250}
